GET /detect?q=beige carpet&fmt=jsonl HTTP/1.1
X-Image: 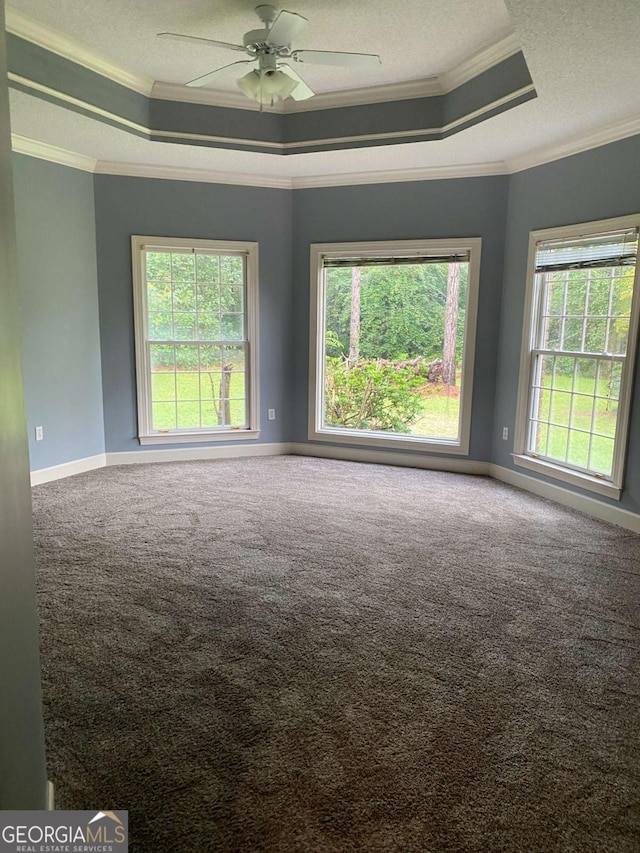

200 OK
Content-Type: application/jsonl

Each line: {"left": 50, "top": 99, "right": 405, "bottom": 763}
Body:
{"left": 31, "top": 456, "right": 640, "bottom": 852}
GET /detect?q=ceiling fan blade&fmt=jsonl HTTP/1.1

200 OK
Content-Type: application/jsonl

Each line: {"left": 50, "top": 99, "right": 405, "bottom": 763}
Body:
{"left": 278, "top": 64, "right": 315, "bottom": 101}
{"left": 158, "top": 32, "right": 248, "bottom": 54}
{"left": 267, "top": 10, "right": 308, "bottom": 46}
{"left": 291, "top": 50, "right": 381, "bottom": 69}
{"left": 186, "top": 60, "right": 254, "bottom": 88}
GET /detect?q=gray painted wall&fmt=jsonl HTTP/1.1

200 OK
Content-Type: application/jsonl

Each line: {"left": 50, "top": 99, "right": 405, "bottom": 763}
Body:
{"left": 12, "top": 133, "right": 640, "bottom": 516}
{"left": 290, "top": 177, "right": 510, "bottom": 461}
{"left": 13, "top": 154, "right": 105, "bottom": 471}
{"left": 492, "top": 134, "right": 640, "bottom": 514}
{"left": 93, "top": 175, "right": 293, "bottom": 453}
{"left": 7, "top": 34, "right": 533, "bottom": 156}
{"left": 0, "top": 2, "right": 47, "bottom": 808}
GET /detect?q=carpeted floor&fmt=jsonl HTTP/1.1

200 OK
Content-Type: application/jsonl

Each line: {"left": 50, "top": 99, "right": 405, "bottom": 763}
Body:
{"left": 31, "top": 456, "right": 640, "bottom": 852}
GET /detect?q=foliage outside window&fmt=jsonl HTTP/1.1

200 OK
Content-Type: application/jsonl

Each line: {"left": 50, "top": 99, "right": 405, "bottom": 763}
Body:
{"left": 514, "top": 216, "right": 640, "bottom": 498}
{"left": 309, "top": 240, "right": 481, "bottom": 454}
{"left": 131, "top": 236, "right": 259, "bottom": 445}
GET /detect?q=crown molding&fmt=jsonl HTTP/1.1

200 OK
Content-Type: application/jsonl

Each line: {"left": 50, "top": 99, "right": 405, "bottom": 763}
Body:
{"left": 10, "top": 134, "right": 508, "bottom": 187}
{"left": 442, "top": 84, "right": 535, "bottom": 134}
{"left": 6, "top": 9, "right": 518, "bottom": 112}
{"left": 9, "top": 68, "right": 530, "bottom": 154}
{"left": 151, "top": 76, "right": 444, "bottom": 113}
{"left": 151, "top": 81, "right": 266, "bottom": 112}
{"left": 440, "top": 33, "right": 521, "bottom": 92}
{"left": 507, "top": 114, "right": 640, "bottom": 173}
{"left": 292, "top": 162, "right": 507, "bottom": 189}
{"left": 5, "top": 8, "right": 153, "bottom": 96}
{"left": 94, "top": 160, "right": 292, "bottom": 189}
{"left": 11, "top": 133, "right": 97, "bottom": 172}
{"left": 283, "top": 77, "right": 443, "bottom": 113}
{"left": 12, "top": 114, "right": 640, "bottom": 191}
{"left": 9, "top": 72, "right": 150, "bottom": 135}
{"left": 151, "top": 35, "right": 519, "bottom": 113}
{"left": 150, "top": 36, "right": 518, "bottom": 114}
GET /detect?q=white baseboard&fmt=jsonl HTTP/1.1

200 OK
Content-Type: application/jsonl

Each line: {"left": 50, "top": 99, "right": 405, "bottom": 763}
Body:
{"left": 290, "top": 441, "right": 490, "bottom": 475}
{"left": 490, "top": 464, "right": 640, "bottom": 533}
{"left": 46, "top": 780, "right": 55, "bottom": 810}
{"left": 28, "top": 444, "right": 640, "bottom": 533}
{"left": 30, "top": 453, "right": 107, "bottom": 486}
{"left": 105, "top": 442, "right": 293, "bottom": 466}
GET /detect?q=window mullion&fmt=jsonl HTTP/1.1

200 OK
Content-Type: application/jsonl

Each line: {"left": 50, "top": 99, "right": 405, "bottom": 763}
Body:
{"left": 604, "top": 265, "right": 615, "bottom": 353}
{"left": 532, "top": 348, "right": 624, "bottom": 362}
{"left": 560, "top": 269, "right": 569, "bottom": 349}
{"left": 581, "top": 269, "right": 591, "bottom": 352}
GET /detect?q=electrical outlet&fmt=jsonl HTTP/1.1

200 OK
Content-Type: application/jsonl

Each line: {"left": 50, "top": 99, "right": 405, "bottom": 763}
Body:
{"left": 502, "top": 426, "right": 509, "bottom": 440}
{"left": 35, "top": 425, "right": 44, "bottom": 441}
{"left": 268, "top": 409, "right": 276, "bottom": 421}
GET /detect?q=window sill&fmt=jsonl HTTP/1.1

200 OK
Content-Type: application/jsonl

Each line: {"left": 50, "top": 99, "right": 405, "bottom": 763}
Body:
{"left": 309, "top": 426, "right": 468, "bottom": 455}
{"left": 512, "top": 453, "right": 621, "bottom": 500}
{"left": 139, "top": 429, "right": 260, "bottom": 446}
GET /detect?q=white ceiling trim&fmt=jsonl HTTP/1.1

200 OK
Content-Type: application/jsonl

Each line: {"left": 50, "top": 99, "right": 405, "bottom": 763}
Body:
{"left": 4, "top": 8, "right": 153, "bottom": 96}
{"left": 8, "top": 72, "right": 150, "bottom": 134}
{"left": 150, "top": 76, "right": 444, "bottom": 113}
{"left": 11, "top": 133, "right": 97, "bottom": 171}
{"left": 439, "top": 33, "right": 520, "bottom": 92}
{"left": 11, "top": 117, "right": 640, "bottom": 190}
{"left": 153, "top": 83, "right": 534, "bottom": 151}
{"left": 442, "top": 84, "right": 535, "bottom": 133}
{"left": 292, "top": 162, "right": 507, "bottom": 188}
{"left": 94, "top": 160, "right": 291, "bottom": 189}
{"left": 9, "top": 69, "right": 532, "bottom": 153}
{"left": 5, "top": 9, "right": 520, "bottom": 112}
{"left": 95, "top": 159, "right": 507, "bottom": 188}
{"left": 507, "top": 114, "right": 640, "bottom": 173}
{"left": 150, "top": 81, "right": 269, "bottom": 113}
{"left": 150, "top": 127, "right": 282, "bottom": 149}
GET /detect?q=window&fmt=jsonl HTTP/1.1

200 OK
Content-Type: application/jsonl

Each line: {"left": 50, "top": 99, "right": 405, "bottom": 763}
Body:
{"left": 131, "top": 236, "right": 259, "bottom": 445}
{"left": 309, "top": 239, "right": 481, "bottom": 454}
{"left": 514, "top": 216, "right": 640, "bottom": 498}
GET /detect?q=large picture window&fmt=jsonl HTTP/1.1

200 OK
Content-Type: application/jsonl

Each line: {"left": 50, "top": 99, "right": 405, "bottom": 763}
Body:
{"left": 309, "top": 239, "right": 481, "bottom": 454}
{"left": 514, "top": 216, "right": 640, "bottom": 497}
{"left": 132, "top": 236, "right": 259, "bottom": 445}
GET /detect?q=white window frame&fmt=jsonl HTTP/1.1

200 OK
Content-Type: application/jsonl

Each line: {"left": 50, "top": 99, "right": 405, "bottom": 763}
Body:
{"left": 308, "top": 238, "right": 481, "bottom": 454}
{"left": 131, "top": 235, "right": 259, "bottom": 445}
{"left": 513, "top": 214, "right": 640, "bottom": 499}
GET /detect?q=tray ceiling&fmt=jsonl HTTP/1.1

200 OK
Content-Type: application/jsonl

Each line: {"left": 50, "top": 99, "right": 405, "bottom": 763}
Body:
{"left": 5, "top": 0, "right": 640, "bottom": 182}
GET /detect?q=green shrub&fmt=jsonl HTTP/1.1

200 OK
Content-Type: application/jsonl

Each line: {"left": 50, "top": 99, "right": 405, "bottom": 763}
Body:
{"left": 324, "top": 356, "right": 424, "bottom": 433}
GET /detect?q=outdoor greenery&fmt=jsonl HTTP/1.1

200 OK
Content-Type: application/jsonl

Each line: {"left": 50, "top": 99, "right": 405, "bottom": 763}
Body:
{"left": 532, "top": 366, "right": 619, "bottom": 474}
{"left": 146, "top": 251, "right": 245, "bottom": 372}
{"left": 325, "top": 263, "right": 467, "bottom": 362}
{"left": 324, "top": 354, "right": 425, "bottom": 433}
{"left": 528, "top": 264, "right": 634, "bottom": 474}
{"left": 323, "top": 262, "right": 467, "bottom": 438}
{"left": 540, "top": 266, "right": 633, "bottom": 355}
{"left": 151, "top": 371, "right": 246, "bottom": 431}
{"left": 144, "top": 250, "right": 249, "bottom": 431}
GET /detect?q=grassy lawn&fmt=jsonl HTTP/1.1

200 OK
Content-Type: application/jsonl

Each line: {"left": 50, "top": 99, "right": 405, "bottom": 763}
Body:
{"left": 323, "top": 363, "right": 618, "bottom": 475}
{"left": 410, "top": 386, "right": 460, "bottom": 440}
{"left": 151, "top": 370, "right": 246, "bottom": 430}
{"left": 532, "top": 368, "right": 618, "bottom": 474}
{"left": 152, "top": 360, "right": 618, "bottom": 476}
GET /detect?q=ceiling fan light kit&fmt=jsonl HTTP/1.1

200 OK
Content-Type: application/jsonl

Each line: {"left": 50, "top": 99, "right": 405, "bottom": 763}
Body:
{"left": 237, "top": 68, "right": 298, "bottom": 106}
{"left": 158, "top": 4, "right": 381, "bottom": 106}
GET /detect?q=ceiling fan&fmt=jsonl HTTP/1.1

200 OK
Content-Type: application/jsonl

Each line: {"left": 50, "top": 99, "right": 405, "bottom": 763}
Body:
{"left": 158, "top": 4, "right": 382, "bottom": 107}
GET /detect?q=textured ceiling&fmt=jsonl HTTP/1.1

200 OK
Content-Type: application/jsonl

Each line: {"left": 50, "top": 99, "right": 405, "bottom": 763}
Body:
{"left": 6, "top": 0, "right": 640, "bottom": 180}
{"left": 6, "top": 0, "right": 513, "bottom": 92}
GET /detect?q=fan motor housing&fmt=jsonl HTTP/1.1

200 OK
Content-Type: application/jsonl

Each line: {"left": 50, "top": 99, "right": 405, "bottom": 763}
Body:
{"left": 243, "top": 29, "right": 271, "bottom": 50}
